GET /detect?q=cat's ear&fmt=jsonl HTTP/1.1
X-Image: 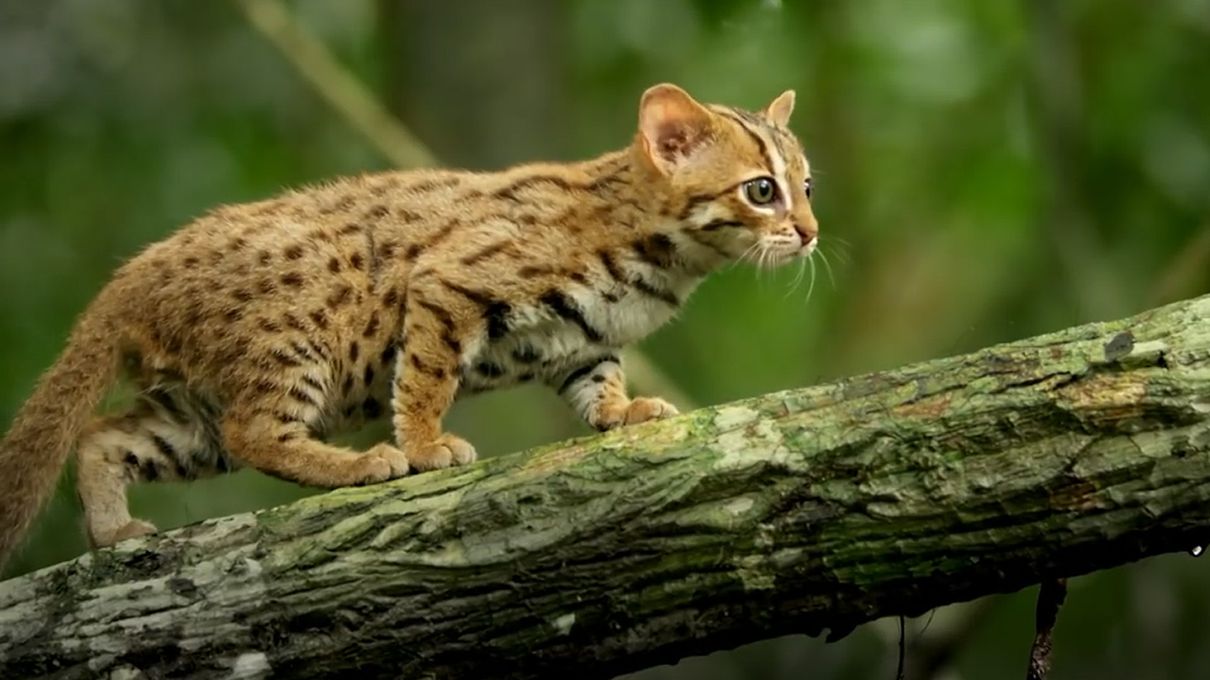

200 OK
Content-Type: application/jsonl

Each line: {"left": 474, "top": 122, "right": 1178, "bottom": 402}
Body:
{"left": 638, "top": 83, "right": 715, "bottom": 174}
{"left": 763, "top": 90, "right": 796, "bottom": 126}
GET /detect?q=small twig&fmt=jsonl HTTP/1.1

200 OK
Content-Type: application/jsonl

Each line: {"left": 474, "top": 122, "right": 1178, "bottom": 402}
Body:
{"left": 1148, "top": 223, "right": 1210, "bottom": 306}
{"left": 896, "top": 615, "right": 906, "bottom": 680}
{"left": 1026, "top": 578, "right": 1068, "bottom": 680}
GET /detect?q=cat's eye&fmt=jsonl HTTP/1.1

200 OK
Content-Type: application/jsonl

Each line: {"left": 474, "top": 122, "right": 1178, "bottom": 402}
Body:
{"left": 804, "top": 178, "right": 813, "bottom": 199}
{"left": 743, "top": 177, "right": 778, "bottom": 205}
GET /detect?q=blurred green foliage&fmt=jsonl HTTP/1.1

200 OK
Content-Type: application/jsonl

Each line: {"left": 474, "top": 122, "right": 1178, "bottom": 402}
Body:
{"left": 2, "top": 1, "right": 1209, "bottom": 678}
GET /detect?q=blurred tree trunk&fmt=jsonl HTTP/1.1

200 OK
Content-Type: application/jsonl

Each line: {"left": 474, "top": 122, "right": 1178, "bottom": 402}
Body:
{"left": 5, "top": 294, "right": 1210, "bottom": 679}
{"left": 376, "top": 0, "right": 568, "bottom": 168}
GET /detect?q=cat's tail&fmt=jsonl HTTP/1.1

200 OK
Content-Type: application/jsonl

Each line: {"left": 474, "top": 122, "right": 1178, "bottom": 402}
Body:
{"left": 0, "top": 297, "right": 123, "bottom": 566}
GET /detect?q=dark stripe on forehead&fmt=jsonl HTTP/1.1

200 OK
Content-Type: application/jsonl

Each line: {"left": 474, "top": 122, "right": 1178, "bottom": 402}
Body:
{"left": 714, "top": 107, "right": 776, "bottom": 175}
{"left": 771, "top": 126, "right": 803, "bottom": 172}
{"left": 768, "top": 128, "right": 793, "bottom": 175}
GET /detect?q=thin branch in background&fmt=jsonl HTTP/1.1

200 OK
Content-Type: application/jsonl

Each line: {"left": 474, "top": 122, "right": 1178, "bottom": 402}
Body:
{"left": 1148, "top": 223, "right": 1210, "bottom": 306}
{"left": 1026, "top": 578, "right": 1068, "bottom": 680}
{"left": 1026, "top": 0, "right": 1123, "bottom": 318}
{"left": 231, "top": 0, "right": 695, "bottom": 409}
{"left": 234, "top": 0, "right": 435, "bottom": 169}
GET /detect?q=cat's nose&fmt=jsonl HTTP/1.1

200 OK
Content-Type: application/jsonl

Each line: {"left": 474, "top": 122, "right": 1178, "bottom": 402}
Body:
{"left": 793, "top": 223, "right": 817, "bottom": 245}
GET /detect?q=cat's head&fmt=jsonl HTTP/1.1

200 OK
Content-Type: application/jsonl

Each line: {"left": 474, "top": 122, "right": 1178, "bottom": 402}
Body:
{"left": 635, "top": 84, "right": 817, "bottom": 268}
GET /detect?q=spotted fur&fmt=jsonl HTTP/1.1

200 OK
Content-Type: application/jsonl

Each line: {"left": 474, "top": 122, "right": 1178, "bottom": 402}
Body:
{"left": 0, "top": 84, "right": 818, "bottom": 557}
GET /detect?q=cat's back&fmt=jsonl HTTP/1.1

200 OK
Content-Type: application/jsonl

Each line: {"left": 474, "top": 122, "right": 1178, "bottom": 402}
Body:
{"left": 100, "top": 169, "right": 472, "bottom": 392}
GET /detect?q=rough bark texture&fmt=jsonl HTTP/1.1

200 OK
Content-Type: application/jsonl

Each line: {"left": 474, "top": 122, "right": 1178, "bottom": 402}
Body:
{"left": 4, "top": 295, "right": 1210, "bottom": 679}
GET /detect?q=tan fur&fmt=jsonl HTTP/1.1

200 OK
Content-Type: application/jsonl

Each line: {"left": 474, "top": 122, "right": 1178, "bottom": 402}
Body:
{"left": 0, "top": 84, "right": 818, "bottom": 562}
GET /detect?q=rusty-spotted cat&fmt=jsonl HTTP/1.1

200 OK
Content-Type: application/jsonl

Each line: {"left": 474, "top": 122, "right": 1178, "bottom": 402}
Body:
{"left": 0, "top": 84, "right": 818, "bottom": 560}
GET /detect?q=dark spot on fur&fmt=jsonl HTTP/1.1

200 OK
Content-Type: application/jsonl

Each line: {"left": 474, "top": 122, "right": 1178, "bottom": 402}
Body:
{"left": 540, "top": 290, "right": 603, "bottom": 342}
{"left": 350, "top": 253, "right": 364, "bottom": 270}
{"left": 363, "top": 312, "right": 380, "bottom": 338}
{"left": 327, "top": 285, "right": 352, "bottom": 309}
{"left": 284, "top": 245, "right": 304, "bottom": 260}
{"left": 381, "top": 342, "right": 397, "bottom": 365}
{"left": 309, "top": 309, "right": 329, "bottom": 330}
{"left": 270, "top": 349, "right": 302, "bottom": 367}
{"left": 476, "top": 362, "right": 505, "bottom": 378}
{"left": 141, "top": 459, "right": 161, "bottom": 481}
{"left": 633, "top": 234, "right": 677, "bottom": 269}
{"left": 328, "top": 257, "right": 341, "bottom": 273}
{"left": 383, "top": 287, "right": 400, "bottom": 307}
{"left": 283, "top": 313, "right": 306, "bottom": 332}
{"left": 485, "top": 302, "right": 511, "bottom": 340}
{"left": 349, "top": 341, "right": 360, "bottom": 362}
{"left": 281, "top": 273, "right": 304, "bottom": 288}
{"left": 363, "top": 398, "right": 382, "bottom": 419}
{"left": 518, "top": 265, "right": 554, "bottom": 278}
{"left": 512, "top": 345, "right": 540, "bottom": 363}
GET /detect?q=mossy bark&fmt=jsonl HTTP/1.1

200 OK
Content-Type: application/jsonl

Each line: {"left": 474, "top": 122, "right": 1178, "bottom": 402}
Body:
{"left": 4, "top": 296, "right": 1210, "bottom": 679}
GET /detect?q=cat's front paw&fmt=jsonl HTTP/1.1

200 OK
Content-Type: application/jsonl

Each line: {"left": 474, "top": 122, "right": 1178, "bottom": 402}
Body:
{"left": 366, "top": 443, "right": 410, "bottom": 478}
{"left": 91, "top": 518, "right": 158, "bottom": 548}
{"left": 624, "top": 397, "right": 679, "bottom": 425}
{"left": 406, "top": 433, "right": 478, "bottom": 472}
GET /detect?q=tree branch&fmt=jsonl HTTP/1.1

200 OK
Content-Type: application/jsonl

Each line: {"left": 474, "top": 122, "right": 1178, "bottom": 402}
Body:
{"left": 1026, "top": 578, "right": 1067, "bottom": 680}
{"left": 5, "top": 295, "right": 1210, "bottom": 679}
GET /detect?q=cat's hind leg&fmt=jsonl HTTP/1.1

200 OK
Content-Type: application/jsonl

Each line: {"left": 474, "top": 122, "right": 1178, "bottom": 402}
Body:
{"left": 75, "top": 389, "right": 228, "bottom": 548}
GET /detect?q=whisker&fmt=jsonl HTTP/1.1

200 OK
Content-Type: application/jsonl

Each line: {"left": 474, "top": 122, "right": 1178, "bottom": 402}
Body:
{"left": 821, "top": 239, "right": 851, "bottom": 266}
{"left": 735, "top": 240, "right": 762, "bottom": 276}
{"left": 784, "top": 257, "right": 807, "bottom": 298}
{"left": 804, "top": 253, "right": 818, "bottom": 306}
{"left": 826, "top": 240, "right": 853, "bottom": 263}
{"left": 817, "top": 248, "right": 837, "bottom": 289}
